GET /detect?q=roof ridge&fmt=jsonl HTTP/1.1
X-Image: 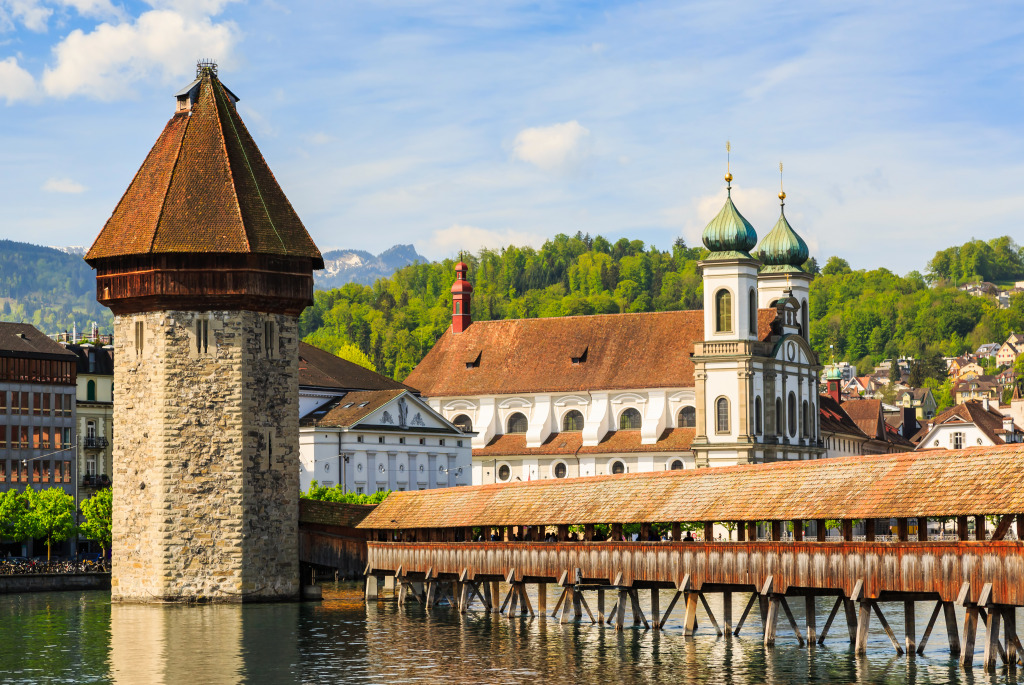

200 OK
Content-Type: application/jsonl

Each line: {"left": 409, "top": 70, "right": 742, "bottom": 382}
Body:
{"left": 151, "top": 113, "right": 191, "bottom": 253}
{"left": 213, "top": 76, "right": 287, "bottom": 254}
{"left": 209, "top": 76, "right": 251, "bottom": 252}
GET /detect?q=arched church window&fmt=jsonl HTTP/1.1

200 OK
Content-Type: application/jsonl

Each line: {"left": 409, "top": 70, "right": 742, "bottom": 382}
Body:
{"left": 452, "top": 414, "right": 473, "bottom": 433}
{"left": 669, "top": 459, "right": 684, "bottom": 471}
{"left": 506, "top": 412, "right": 528, "bottom": 434}
{"left": 754, "top": 396, "right": 762, "bottom": 435}
{"left": 715, "top": 289, "right": 732, "bottom": 333}
{"left": 716, "top": 397, "right": 730, "bottom": 433}
{"left": 788, "top": 393, "right": 797, "bottom": 437}
{"left": 611, "top": 460, "right": 625, "bottom": 474}
{"left": 749, "top": 288, "right": 757, "bottom": 335}
{"left": 619, "top": 408, "right": 642, "bottom": 430}
{"left": 562, "top": 410, "right": 584, "bottom": 432}
{"left": 677, "top": 406, "right": 696, "bottom": 428}
{"left": 776, "top": 398, "right": 783, "bottom": 436}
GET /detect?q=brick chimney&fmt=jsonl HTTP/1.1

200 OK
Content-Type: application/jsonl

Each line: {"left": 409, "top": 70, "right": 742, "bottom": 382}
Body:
{"left": 451, "top": 261, "right": 473, "bottom": 333}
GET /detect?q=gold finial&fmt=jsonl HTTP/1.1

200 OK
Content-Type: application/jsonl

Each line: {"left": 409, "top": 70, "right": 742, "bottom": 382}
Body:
{"left": 778, "top": 161, "right": 786, "bottom": 203}
{"left": 725, "top": 141, "right": 733, "bottom": 185}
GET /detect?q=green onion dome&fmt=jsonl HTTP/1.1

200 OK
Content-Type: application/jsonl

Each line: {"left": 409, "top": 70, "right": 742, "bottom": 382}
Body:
{"left": 701, "top": 181, "right": 758, "bottom": 259}
{"left": 755, "top": 193, "right": 808, "bottom": 273}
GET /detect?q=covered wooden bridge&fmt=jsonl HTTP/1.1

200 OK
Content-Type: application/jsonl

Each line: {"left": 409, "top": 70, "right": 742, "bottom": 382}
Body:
{"left": 357, "top": 445, "right": 1024, "bottom": 671}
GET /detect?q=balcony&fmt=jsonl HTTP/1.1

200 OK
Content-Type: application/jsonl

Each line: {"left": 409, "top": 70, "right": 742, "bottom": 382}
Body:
{"left": 81, "top": 474, "right": 111, "bottom": 489}
{"left": 83, "top": 436, "right": 109, "bottom": 450}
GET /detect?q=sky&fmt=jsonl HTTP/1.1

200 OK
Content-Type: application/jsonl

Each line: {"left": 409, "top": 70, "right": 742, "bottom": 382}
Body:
{"left": 0, "top": 1, "right": 1022, "bottom": 273}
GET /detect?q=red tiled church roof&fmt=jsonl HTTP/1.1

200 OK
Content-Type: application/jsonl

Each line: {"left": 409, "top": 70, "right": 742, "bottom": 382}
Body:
{"left": 404, "top": 309, "right": 777, "bottom": 396}
{"left": 299, "top": 342, "right": 409, "bottom": 392}
{"left": 86, "top": 70, "right": 322, "bottom": 266}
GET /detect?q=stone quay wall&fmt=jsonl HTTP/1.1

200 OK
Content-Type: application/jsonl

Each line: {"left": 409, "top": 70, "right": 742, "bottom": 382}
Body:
{"left": 112, "top": 310, "right": 300, "bottom": 602}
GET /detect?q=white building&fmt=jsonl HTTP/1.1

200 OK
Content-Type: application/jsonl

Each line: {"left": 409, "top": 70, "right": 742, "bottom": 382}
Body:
{"left": 405, "top": 172, "right": 828, "bottom": 484}
{"left": 914, "top": 398, "right": 1023, "bottom": 450}
{"left": 297, "top": 343, "right": 472, "bottom": 493}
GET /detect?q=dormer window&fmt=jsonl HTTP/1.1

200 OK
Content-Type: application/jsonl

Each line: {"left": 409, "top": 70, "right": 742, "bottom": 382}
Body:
{"left": 571, "top": 346, "right": 588, "bottom": 364}
{"left": 465, "top": 351, "right": 481, "bottom": 369}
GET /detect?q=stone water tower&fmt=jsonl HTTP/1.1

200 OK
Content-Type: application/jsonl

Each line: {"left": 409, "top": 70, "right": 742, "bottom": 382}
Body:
{"left": 85, "top": 62, "right": 323, "bottom": 602}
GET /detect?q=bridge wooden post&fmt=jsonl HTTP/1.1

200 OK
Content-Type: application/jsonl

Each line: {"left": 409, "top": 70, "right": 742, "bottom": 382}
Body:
{"left": 683, "top": 591, "right": 699, "bottom": 636}
{"left": 365, "top": 574, "right": 379, "bottom": 602}
{"left": 864, "top": 519, "right": 876, "bottom": 542}
{"left": 1017, "top": 514, "right": 1024, "bottom": 541}
{"left": 490, "top": 581, "right": 501, "bottom": 613}
{"left": 897, "top": 519, "right": 909, "bottom": 542}
{"left": 816, "top": 519, "right": 827, "bottom": 541}
{"left": 615, "top": 588, "right": 628, "bottom": 631}
{"left": 792, "top": 519, "right": 803, "bottom": 542}
{"left": 771, "top": 521, "right": 782, "bottom": 542}
{"left": 1006, "top": 606, "right": 1018, "bottom": 670}
{"left": 944, "top": 602, "right": 961, "bottom": 656}
{"left": 961, "top": 606, "right": 979, "bottom": 667}
{"left": 584, "top": 524, "right": 594, "bottom": 541}
{"left": 957, "top": 516, "right": 970, "bottom": 541}
{"left": 672, "top": 522, "right": 682, "bottom": 541}
{"left": 746, "top": 521, "right": 757, "bottom": 541}
{"left": 984, "top": 606, "right": 1003, "bottom": 671}
{"left": 841, "top": 519, "right": 853, "bottom": 541}
{"left": 558, "top": 525, "right": 569, "bottom": 542}
{"left": 904, "top": 600, "right": 916, "bottom": 653}
{"left": 855, "top": 601, "right": 872, "bottom": 655}
{"left": 723, "top": 592, "right": 733, "bottom": 633}
{"left": 537, "top": 583, "right": 547, "bottom": 615}
{"left": 805, "top": 596, "right": 816, "bottom": 643}
{"left": 764, "top": 596, "right": 780, "bottom": 647}
{"left": 735, "top": 522, "right": 745, "bottom": 542}
{"left": 703, "top": 522, "right": 714, "bottom": 541}
{"left": 975, "top": 515, "right": 987, "bottom": 541}
{"left": 918, "top": 517, "right": 929, "bottom": 541}
{"left": 611, "top": 523, "right": 623, "bottom": 541}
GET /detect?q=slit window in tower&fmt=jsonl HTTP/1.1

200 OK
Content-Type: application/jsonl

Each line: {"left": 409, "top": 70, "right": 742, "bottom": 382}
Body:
{"left": 716, "top": 289, "right": 732, "bottom": 333}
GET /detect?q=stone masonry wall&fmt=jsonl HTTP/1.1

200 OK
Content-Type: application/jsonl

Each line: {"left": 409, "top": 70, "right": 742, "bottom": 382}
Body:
{"left": 112, "top": 310, "right": 299, "bottom": 602}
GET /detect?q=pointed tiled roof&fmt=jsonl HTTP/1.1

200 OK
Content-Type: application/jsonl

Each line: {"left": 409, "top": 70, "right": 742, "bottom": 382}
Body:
{"left": 86, "top": 69, "right": 322, "bottom": 266}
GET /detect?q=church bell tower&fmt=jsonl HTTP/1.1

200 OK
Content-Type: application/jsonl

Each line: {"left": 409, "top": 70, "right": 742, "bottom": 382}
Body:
{"left": 86, "top": 62, "right": 323, "bottom": 602}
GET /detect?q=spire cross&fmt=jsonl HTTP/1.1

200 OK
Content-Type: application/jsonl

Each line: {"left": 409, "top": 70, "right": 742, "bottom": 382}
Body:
{"left": 778, "top": 161, "right": 786, "bottom": 208}
{"left": 725, "top": 141, "right": 733, "bottom": 194}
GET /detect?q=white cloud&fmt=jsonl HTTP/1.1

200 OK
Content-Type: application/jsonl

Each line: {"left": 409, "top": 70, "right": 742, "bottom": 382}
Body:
{"left": 0, "top": 56, "right": 36, "bottom": 103}
{"left": 145, "top": 0, "right": 239, "bottom": 19}
{"left": 57, "top": 0, "right": 123, "bottom": 20}
{"left": 41, "top": 8, "right": 237, "bottom": 98}
{"left": 43, "top": 176, "right": 85, "bottom": 193}
{"left": 669, "top": 184, "right": 783, "bottom": 248}
{"left": 512, "top": 120, "right": 591, "bottom": 172}
{"left": 43, "top": 176, "right": 86, "bottom": 192}
{"left": 421, "top": 224, "right": 547, "bottom": 258}
{"left": 1, "top": 0, "right": 52, "bottom": 31}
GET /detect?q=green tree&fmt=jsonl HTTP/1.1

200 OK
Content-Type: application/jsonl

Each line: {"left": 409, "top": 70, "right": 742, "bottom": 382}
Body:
{"left": 79, "top": 488, "right": 112, "bottom": 557}
{"left": 821, "top": 256, "right": 851, "bottom": 276}
{"left": 0, "top": 489, "right": 29, "bottom": 542}
{"left": 303, "top": 480, "right": 390, "bottom": 505}
{"left": 26, "top": 488, "right": 77, "bottom": 561}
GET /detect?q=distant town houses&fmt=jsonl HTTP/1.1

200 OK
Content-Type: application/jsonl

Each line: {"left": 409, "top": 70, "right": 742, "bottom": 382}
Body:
{"left": 958, "top": 280, "right": 1024, "bottom": 309}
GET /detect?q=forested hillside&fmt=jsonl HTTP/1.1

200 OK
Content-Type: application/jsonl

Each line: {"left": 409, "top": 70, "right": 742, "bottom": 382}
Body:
{"left": 0, "top": 241, "right": 111, "bottom": 336}
{"left": 301, "top": 234, "right": 1024, "bottom": 383}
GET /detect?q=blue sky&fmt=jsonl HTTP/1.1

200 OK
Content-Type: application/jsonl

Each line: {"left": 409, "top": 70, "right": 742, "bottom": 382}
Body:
{"left": 0, "top": 1, "right": 1022, "bottom": 273}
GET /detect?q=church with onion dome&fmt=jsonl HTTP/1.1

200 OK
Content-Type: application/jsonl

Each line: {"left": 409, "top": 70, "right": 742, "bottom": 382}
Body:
{"left": 403, "top": 161, "right": 827, "bottom": 485}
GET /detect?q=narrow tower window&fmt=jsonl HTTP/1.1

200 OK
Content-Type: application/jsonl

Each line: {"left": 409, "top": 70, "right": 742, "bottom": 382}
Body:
{"left": 716, "top": 397, "right": 730, "bottom": 433}
{"left": 264, "top": 320, "right": 275, "bottom": 359}
{"left": 754, "top": 396, "right": 762, "bottom": 435}
{"left": 788, "top": 392, "right": 797, "bottom": 437}
{"left": 715, "top": 289, "right": 732, "bottom": 333}
{"left": 776, "top": 398, "right": 783, "bottom": 436}
{"left": 134, "top": 321, "right": 144, "bottom": 354}
{"left": 749, "top": 288, "right": 757, "bottom": 336}
{"left": 196, "top": 318, "right": 209, "bottom": 354}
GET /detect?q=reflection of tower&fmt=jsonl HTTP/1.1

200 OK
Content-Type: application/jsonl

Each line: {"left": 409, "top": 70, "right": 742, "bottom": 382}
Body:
{"left": 86, "top": 63, "right": 322, "bottom": 602}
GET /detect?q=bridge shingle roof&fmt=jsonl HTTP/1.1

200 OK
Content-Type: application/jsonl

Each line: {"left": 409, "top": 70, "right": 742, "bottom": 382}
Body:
{"left": 358, "top": 444, "right": 1024, "bottom": 528}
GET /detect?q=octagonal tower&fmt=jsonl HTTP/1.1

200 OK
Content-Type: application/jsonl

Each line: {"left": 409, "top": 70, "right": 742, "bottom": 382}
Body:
{"left": 86, "top": 62, "right": 323, "bottom": 602}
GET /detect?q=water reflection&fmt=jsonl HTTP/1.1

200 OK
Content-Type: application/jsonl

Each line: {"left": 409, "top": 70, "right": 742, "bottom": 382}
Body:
{"left": 0, "top": 585, "right": 1021, "bottom": 683}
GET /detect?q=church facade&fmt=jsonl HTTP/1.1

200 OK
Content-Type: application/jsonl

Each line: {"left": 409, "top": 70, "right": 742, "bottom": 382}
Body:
{"left": 404, "top": 172, "right": 825, "bottom": 484}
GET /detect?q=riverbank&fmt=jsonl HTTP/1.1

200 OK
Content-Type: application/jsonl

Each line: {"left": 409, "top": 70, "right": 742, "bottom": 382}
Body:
{"left": 0, "top": 573, "right": 110, "bottom": 594}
